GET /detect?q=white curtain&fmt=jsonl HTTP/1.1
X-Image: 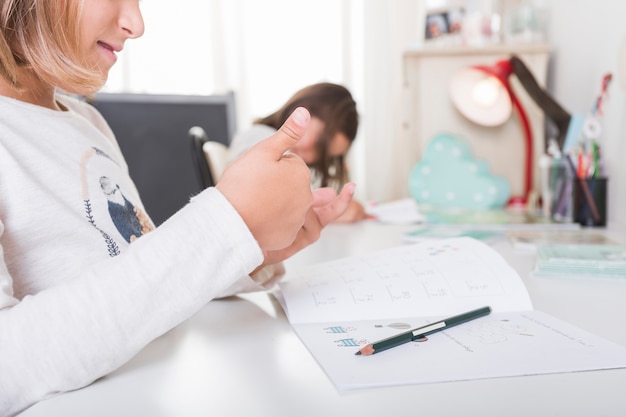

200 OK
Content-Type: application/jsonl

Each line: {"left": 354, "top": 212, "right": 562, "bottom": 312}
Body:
{"left": 360, "top": 0, "right": 424, "bottom": 202}
{"left": 104, "top": 0, "right": 425, "bottom": 203}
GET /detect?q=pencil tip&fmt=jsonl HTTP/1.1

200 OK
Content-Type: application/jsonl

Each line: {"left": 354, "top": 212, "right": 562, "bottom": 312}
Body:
{"left": 355, "top": 351, "right": 361, "bottom": 355}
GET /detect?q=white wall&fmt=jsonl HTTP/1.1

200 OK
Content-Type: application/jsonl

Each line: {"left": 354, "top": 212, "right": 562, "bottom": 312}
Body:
{"left": 544, "top": 0, "right": 626, "bottom": 229}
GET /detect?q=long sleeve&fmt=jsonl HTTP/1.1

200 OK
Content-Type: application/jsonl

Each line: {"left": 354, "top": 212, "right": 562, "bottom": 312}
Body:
{"left": 0, "top": 94, "right": 266, "bottom": 416}
{"left": 0, "top": 189, "right": 263, "bottom": 417}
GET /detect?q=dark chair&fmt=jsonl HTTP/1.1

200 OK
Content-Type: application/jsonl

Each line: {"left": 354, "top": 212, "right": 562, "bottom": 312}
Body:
{"left": 89, "top": 92, "right": 236, "bottom": 226}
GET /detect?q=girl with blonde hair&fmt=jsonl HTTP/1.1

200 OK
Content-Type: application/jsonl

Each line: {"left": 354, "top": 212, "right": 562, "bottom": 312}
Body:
{"left": 0, "top": 1, "right": 354, "bottom": 414}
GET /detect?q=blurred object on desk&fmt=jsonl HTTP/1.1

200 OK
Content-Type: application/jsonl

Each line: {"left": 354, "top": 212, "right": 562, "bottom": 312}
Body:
{"left": 365, "top": 198, "right": 425, "bottom": 225}
{"left": 573, "top": 177, "right": 607, "bottom": 227}
{"left": 403, "top": 226, "right": 505, "bottom": 244}
{"left": 403, "top": 207, "right": 580, "bottom": 244}
{"left": 539, "top": 148, "right": 574, "bottom": 223}
{"left": 409, "top": 133, "right": 510, "bottom": 210}
{"left": 416, "top": 203, "right": 578, "bottom": 227}
{"left": 533, "top": 243, "right": 626, "bottom": 280}
{"left": 507, "top": 228, "right": 619, "bottom": 252}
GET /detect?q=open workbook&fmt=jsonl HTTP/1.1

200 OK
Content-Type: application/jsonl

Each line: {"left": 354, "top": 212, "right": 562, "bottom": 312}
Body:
{"left": 277, "top": 237, "right": 626, "bottom": 391}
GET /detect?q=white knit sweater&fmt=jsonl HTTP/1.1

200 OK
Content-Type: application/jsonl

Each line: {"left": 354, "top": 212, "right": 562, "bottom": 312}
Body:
{"left": 0, "top": 94, "right": 264, "bottom": 416}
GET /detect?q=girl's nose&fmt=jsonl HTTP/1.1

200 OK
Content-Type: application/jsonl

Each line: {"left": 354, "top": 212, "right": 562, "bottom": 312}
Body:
{"left": 120, "top": 1, "right": 145, "bottom": 39}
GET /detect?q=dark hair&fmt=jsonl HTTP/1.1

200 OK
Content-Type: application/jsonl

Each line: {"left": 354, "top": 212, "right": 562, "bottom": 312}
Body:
{"left": 256, "top": 82, "right": 359, "bottom": 187}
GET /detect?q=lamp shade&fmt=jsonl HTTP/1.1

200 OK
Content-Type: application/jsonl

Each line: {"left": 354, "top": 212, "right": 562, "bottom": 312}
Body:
{"left": 449, "top": 64, "right": 513, "bottom": 127}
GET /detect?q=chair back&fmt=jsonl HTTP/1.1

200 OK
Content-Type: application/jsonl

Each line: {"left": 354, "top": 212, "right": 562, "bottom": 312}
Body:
{"left": 203, "top": 140, "right": 230, "bottom": 184}
{"left": 189, "top": 126, "right": 216, "bottom": 188}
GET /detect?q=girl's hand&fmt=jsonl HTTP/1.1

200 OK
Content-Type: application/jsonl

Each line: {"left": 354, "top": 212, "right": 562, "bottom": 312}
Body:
{"left": 259, "top": 183, "right": 355, "bottom": 267}
{"left": 334, "top": 199, "right": 374, "bottom": 223}
{"left": 217, "top": 107, "right": 313, "bottom": 251}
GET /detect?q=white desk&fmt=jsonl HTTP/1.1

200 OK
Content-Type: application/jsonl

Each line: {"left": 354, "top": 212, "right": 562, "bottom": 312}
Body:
{"left": 20, "top": 222, "right": 626, "bottom": 417}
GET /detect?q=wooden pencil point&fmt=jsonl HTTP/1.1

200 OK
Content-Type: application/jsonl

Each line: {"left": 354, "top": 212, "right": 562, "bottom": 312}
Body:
{"left": 357, "top": 345, "right": 375, "bottom": 356}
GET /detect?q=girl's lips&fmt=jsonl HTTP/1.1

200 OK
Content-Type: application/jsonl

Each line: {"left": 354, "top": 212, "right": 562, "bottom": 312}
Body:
{"left": 98, "top": 41, "right": 119, "bottom": 53}
{"left": 97, "top": 41, "right": 119, "bottom": 63}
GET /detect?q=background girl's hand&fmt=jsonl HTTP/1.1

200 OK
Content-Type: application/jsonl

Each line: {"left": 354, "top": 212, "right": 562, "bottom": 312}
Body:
{"left": 333, "top": 199, "right": 373, "bottom": 223}
{"left": 217, "top": 108, "right": 313, "bottom": 251}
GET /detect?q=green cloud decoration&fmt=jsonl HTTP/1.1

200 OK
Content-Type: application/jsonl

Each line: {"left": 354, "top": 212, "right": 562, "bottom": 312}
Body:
{"left": 409, "top": 133, "right": 510, "bottom": 209}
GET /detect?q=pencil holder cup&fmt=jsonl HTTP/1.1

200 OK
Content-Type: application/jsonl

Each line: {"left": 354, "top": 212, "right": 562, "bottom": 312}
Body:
{"left": 572, "top": 177, "right": 607, "bottom": 227}
{"left": 540, "top": 157, "right": 574, "bottom": 222}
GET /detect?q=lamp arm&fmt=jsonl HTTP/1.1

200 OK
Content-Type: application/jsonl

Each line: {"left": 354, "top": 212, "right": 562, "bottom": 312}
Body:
{"left": 507, "top": 87, "right": 533, "bottom": 204}
{"left": 510, "top": 55, "right": 572, "bottom": 149}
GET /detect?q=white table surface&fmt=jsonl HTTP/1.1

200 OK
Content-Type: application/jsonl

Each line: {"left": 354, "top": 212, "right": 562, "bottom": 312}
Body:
{"left": 20, "top": 222, "right": 626, "bottom": 417}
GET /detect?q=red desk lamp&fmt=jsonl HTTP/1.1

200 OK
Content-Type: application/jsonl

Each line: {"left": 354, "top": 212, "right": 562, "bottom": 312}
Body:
{"left": 449, "top": 55, "right": 571, "bottom": 207}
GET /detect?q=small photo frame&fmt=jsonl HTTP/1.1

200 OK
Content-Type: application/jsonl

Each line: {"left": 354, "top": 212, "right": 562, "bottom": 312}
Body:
{"left": 425, "top": 7, "right": 465, "bottom": 40}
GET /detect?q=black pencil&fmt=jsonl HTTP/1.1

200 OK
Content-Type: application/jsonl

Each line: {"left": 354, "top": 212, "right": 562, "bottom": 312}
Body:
{"left": 355, "top": 306, "right": 492, "bottom": 356}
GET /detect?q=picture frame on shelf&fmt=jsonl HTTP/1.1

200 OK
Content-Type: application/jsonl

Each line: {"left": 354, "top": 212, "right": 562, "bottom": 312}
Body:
{"left": 424, "top": 6, "right": 465, "bottom": 41}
